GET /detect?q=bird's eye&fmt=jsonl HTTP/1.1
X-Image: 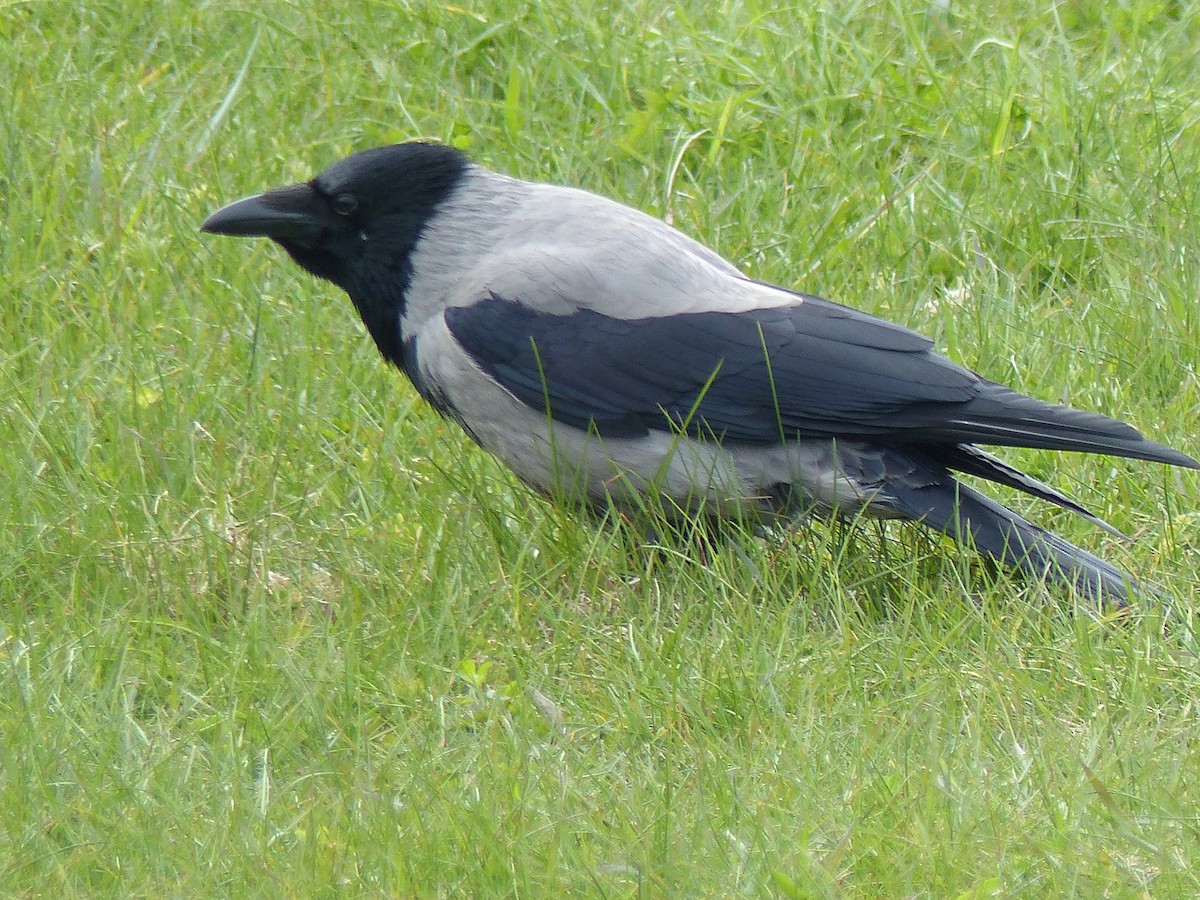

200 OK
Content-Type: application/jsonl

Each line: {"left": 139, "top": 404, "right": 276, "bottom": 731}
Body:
{"left": 332, "top": 194, "right": 359, "bottom": 217}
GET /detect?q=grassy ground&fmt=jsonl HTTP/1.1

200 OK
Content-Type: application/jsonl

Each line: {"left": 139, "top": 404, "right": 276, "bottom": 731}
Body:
{"left": 4, "top": 0, "right": 1200, "bottom": 895}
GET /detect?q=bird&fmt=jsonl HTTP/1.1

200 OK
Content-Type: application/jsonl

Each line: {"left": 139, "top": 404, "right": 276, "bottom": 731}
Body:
{"left": 201, "top": 141, "right": 1198, "bottom": 606}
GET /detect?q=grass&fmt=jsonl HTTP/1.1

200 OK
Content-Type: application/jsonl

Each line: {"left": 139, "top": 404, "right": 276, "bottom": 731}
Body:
{"left": 3, "top": 0, "right": 1200, "bottom": 894}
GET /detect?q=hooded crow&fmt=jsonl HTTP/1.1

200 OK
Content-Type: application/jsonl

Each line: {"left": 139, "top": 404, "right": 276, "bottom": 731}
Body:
{"left": 202, "top": 141, "right": 1197, "bottom": 605}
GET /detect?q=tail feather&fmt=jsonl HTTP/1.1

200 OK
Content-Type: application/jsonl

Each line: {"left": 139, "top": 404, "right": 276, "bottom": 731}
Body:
{"left": 887, "top": 472, "right": 1139, "bottom": 605}
{"left": 928, "top": 443, "right": 1130, "bottom": 541}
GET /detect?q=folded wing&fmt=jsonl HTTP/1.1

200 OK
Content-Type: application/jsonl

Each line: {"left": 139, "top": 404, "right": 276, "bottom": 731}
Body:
{"left": 445, "top": 291, "right": 1195, "bottom": 469}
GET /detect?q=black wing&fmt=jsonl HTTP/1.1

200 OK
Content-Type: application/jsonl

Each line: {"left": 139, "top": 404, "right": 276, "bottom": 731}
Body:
{"left": 445, "top": 292, "right": 1195, "bottom": 467}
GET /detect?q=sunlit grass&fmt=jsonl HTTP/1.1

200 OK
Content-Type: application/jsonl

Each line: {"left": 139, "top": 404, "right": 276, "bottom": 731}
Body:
{"left": 2, "top": 0, "right": 1199, "bottom": 894}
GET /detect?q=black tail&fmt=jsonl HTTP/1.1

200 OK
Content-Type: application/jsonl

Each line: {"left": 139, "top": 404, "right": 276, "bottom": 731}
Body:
{"left": 889, "top": 472, "right": 1140, "bottom": 606}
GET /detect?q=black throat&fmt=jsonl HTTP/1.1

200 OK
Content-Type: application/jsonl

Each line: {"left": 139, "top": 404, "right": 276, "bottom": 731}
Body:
{"left": 314, "top": 143, "right": 470, "bottom": 371}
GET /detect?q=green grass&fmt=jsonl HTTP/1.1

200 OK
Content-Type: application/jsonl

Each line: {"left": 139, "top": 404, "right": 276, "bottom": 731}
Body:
{"left": 4, "top": 0, "right": 1200, "bottom": 894}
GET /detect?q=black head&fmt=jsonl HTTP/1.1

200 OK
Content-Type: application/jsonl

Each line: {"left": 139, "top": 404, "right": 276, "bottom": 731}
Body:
{"left": 201, "top": 141, "right": 470, "bottom": 364}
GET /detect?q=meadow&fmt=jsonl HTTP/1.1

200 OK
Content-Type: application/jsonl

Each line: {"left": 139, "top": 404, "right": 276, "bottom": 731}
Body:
{"left": 3, "top": 1, "right": 1200, "bottom": 894}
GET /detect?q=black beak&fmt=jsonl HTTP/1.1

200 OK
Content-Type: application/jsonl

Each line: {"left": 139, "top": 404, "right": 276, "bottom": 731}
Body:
{"left": 201, "top": 183, "right": 326, "bottom": 246}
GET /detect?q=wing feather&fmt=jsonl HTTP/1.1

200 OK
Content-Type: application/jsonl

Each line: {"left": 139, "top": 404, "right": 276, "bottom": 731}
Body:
{"left": 444, "top": 292, "right": 1195, "bottom": 468}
